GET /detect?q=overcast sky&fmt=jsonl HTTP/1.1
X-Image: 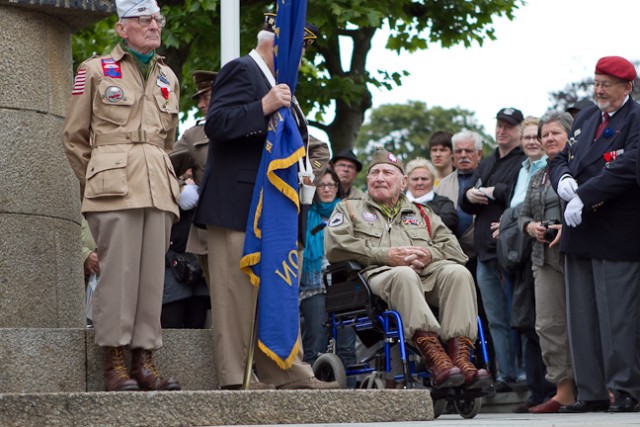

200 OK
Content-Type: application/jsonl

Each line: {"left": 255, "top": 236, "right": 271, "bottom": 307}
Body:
{"left": 360, "top": 0, "right": 640, "bottom": 137}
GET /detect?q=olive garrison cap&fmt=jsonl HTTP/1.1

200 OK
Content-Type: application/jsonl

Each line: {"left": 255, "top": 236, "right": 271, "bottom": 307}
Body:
{"left": 368, "top": 147, "right": 404, "bottom": 174}
{"left": 191, "top": 70, "right": 217, "bottom": 100}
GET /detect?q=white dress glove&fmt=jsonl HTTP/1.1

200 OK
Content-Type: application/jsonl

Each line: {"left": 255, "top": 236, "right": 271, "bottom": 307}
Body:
{"left": 564, "top": 196, "right": 584, "bottom": 227}
{"left": 557, "top": 176, "right": 578, "bottom": 202}
{"left": 178, "top": 184, "right": 200, "bottom": 210}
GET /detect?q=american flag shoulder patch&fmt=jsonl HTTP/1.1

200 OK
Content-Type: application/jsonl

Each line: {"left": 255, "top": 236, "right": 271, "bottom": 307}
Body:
{"left": 71, "top": 68, "right": 87, "bottom": 95}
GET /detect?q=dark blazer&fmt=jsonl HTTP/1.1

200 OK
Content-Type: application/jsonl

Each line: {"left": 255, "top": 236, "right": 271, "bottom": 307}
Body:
{"left": 194, "top": 54, "right": 271, "bottom": 231}
{"left": 549, "top": 99, "right": 640, "bottom": 261}
{"left": 194, "top": 53, "right": 325, "bottom": 233}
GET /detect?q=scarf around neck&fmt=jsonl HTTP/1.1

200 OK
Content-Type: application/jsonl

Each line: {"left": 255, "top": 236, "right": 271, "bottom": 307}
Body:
{"left": 302, "top": 198, "right": 341, "bottom": 286}
{"left": 406, "top": 190, "right": 435, "bottom": 205}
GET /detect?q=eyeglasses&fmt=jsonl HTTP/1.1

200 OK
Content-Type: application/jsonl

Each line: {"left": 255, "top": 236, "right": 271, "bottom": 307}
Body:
{"left": 127, "top": 14, "right": 166, "bottom": 28}
{"left": 591, "top": 80, "right": 625, "bottom": 90}
{"left": 521, "top": 135, "right": 539, "bottom": 141}
{"left": 318, "top": 183, "right": 338, "bottom": 190}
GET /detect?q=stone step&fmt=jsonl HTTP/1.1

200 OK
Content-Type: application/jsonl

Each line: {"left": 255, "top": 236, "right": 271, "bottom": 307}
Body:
{"left": 0, "top": 389, "right": 433, "bottom": 426}
{"left": 0, "top": 328, "right": 216, "bottom": 392}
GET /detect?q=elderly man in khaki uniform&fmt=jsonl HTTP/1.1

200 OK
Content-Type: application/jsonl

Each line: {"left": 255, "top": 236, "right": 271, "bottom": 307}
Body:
{"left": 324, "top": 147, "right": 491, "bottom": 389}
{"left": 170, "top": 70, "right": 217, "bottom": 283}
{"left": 62, "top": 0, "right": 181, "bottom": 392}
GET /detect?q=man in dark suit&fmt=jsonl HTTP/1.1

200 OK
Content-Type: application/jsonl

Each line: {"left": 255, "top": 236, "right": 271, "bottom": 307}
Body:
{"left": 550, "top": 56, "right": 640, "bottom": 413}
{"left": 194, "top": 14, "right": 335, "bottom": 390}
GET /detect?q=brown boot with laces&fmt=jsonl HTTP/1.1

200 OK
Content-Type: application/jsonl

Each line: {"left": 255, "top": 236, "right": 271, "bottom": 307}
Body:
{"left": 413, "top": 331, "right": 464, "bottom": 388}
{"left": 131, "top": 349, "right": 181, "bottom": 391}
{"left": 104, "top": 346, "right": 139, "bottom": 392}
{"left": 447, "top": 336, "right": 492, "bottom": 389}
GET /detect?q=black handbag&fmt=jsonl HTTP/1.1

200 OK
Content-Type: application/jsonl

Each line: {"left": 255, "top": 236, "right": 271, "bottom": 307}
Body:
{"left": 166, "top": 248, "right": 203, "bottom": 286}
{"left": 496, "top": 204, "right": 532, "bottom": 272}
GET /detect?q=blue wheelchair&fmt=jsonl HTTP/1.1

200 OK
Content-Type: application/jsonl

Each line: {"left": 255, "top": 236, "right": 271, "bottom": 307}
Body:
{"left": 312, "top": 261, "right": 494, "bottom": 419}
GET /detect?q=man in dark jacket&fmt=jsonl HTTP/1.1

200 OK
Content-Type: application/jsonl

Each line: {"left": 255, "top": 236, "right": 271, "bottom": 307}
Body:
{"left": 550, "top": 56, "right": 640, "bottom": 413}
{"left": 193, "top": 15, "right": 335, "bottom": 391}
{"left": 460, "top": 107, "right": 526, "bottom": 390}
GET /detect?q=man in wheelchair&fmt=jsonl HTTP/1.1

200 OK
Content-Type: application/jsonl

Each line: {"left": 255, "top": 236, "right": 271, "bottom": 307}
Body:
{"left": 324, "top": 147, "right": 491, "bottom": 390}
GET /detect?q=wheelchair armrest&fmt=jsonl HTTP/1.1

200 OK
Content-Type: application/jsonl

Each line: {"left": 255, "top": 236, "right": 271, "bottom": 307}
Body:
{"left": 325, "top": 260, "right": 363, "bottom": 274}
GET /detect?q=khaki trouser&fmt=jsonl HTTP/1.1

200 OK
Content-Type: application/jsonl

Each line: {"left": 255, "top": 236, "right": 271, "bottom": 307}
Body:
{"left": 532, "top": 245, "right": 573, "bottom": 384}
{"left": 207, "top": 226, "right": 315, "bottom": 387}
{"left": 367, "top": 263, "right": 478, "bottom": 342}
{"left": 87, "top": 208, "right": 171, "bottom": 349}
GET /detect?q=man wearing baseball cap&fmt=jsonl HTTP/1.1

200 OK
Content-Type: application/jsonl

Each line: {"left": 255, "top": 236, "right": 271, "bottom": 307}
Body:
{"left": 460, "top": 107, "right": 527, "bottom": 391}
{"left": 325, "top": 147, "right": 491, "bottom": 390}
{"left": 549, "top": 56, "right": 640, "bottom": 413}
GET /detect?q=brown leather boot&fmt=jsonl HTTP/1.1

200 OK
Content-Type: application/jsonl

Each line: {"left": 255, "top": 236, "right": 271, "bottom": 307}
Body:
{"left": 447, "top": 336, "right": 492, "bottom": 389}
{"left": 413, "top": 331, "right": 464, "bottom": 388}
{"left": 131, "top": 349, "right": 181, "bottom": 391}
{"left": 104, "top": 347, "right": 139, "bottom": 392}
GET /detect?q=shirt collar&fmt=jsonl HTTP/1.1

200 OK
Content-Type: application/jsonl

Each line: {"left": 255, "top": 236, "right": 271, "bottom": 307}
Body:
{"left": 248, "top": 49, "right": 275, "bottom": 87}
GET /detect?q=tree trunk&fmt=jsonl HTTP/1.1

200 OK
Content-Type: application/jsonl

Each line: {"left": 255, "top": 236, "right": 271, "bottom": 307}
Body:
{"left": 314, "top": 26, "right": 375, "bottom": 153}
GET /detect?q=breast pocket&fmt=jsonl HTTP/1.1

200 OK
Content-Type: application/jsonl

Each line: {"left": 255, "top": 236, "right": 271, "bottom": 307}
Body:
{"left": 406, "top": 227, "right": 432, "bottom": 246}
{"left": 93, "top": 82, "right": 135, "bottom": 126}
{"left": 84, "top": 152, "right": 129, "bottom": 198}
{"left": 154, "top": 91, "right": 179, "bottom": 132}
{"left": 354, "top": 224, "right": 384, "bottom": 241}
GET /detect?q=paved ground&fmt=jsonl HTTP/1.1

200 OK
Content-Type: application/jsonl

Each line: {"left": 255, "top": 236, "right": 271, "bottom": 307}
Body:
{"left": 226, "top": 413, "right": 640, "bottom": 427}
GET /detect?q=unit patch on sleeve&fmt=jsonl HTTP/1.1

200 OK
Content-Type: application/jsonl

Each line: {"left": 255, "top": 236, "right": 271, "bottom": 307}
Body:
{"left": 329, "top": 212, "right": 344, "bottom": 227}
{"left": 101, "top": 58, "right": 122, "bottom": 78}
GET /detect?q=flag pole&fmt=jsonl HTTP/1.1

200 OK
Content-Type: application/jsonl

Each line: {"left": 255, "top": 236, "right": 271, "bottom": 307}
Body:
{"left": 242, "top": 285, "right": 259, "bottom": 390}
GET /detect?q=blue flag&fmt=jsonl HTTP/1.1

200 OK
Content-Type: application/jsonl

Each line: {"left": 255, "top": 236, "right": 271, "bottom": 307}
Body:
{"left": 240, "top": 0, "right": 308, "bottom": 369}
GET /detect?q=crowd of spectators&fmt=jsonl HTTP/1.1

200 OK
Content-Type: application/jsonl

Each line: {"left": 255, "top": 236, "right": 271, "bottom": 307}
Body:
{"left": 63, "top": 0, "right": 639, "bottom": 409}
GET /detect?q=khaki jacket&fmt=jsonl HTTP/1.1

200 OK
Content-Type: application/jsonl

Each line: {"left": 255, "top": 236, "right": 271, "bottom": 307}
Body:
{"left": 170, "top": 121, "right": 209, "bottom": 185}
{"left": 62, "top": 44, "right": 180, "bottom": 218}
{"left": 324, "top": 195, "right": 468, "bottom": 290}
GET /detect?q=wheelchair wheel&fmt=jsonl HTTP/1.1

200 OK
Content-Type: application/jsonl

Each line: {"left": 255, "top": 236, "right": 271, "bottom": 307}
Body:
{"left": 359, "top": 374, "right": 385, "bottom": 389}
{"left": 312, "top": 353, "right": 347, "bottom": 389}
{"left": 453, "top": 397, "right": 481, "bottom": 419}
{"left": 433, "top": 399, "right": 447, "bottom": 419}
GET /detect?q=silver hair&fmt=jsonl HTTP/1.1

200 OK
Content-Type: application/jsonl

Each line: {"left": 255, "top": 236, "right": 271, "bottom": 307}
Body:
{"left": 451, "top": 130, "right": 483, "bottom": 151}
{"left": 405, "top": 157, "right": 436, "bottom": 179}
{"left": 257, "top": 30, "right": 275, "bottom": 45}
{"left": 538, "top": 111, "right": 574, "bottom": 137}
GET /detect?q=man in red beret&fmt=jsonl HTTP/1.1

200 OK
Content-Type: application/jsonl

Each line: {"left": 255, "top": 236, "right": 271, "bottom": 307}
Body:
{"left": 549, "top": 55, "right": 640, "bottom": 413}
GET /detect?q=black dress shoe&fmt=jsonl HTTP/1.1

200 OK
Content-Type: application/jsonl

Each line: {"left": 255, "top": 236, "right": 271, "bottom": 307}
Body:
{"left": 609, "top": 391, "right": 640, "bottom": 412}
{"left": 559, "top": 399, "right": 610, "bottom": 413}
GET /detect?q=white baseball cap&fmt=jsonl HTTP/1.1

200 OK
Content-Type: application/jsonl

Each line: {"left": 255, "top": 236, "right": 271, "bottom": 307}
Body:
{"left": 116, "top": 0, "right": 160, "bottom": 18}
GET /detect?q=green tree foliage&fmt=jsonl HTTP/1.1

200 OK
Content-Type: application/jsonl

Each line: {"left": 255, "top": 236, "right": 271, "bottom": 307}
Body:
{"left": 351, "top": 100, "right": 493, "bottom": 188}
{"left": 71, "top": 0, "right": 523, "bottom": 143}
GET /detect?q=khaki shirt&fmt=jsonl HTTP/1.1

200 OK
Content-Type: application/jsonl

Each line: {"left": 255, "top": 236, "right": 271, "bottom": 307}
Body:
{"left": 324, "top": 195, "right": 468, "bottom": 286}
{"left": 62, "top": 44, "right": 180, "bottom": 218}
